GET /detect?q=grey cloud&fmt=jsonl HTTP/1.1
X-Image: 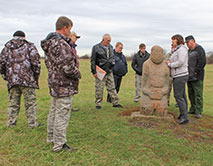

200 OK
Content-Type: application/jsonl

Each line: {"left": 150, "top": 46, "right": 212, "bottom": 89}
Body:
{"left": 0, "top": 0, "right": 213, "bottom": 55}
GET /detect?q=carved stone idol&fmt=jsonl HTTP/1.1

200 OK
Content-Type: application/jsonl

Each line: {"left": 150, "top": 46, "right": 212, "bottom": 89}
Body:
{"left": 140, "top": 46, "right": 170, "bottom": 116}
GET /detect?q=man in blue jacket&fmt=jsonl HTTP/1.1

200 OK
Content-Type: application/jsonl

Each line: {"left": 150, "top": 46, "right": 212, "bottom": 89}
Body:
{"left": 185, "top": 35, "right": 206, "bottom": 119}
{"left": 107, "top": 42, "right": 128, "bottom": 103}
{"left": 131, "top": 43, "right": 150, "bottom": 102}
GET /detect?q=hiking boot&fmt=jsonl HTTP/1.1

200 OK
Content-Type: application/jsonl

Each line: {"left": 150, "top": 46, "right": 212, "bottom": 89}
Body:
{"left": 113, "top": 104, "right": 123, "bottom": 108}
{"left": 96, "top": 106, "right": 101, "bottom": 110}
{"left": 62, "top": 144, "right": 77, "bottom": 152}
{"left": 72, "top": 108, "right": 79, "bottom": 112}
{"left": 195, "top": 114, "right": 202, "bottom": 119}
{"left": 178, "top": 119, "right": 189, "bottom": 125}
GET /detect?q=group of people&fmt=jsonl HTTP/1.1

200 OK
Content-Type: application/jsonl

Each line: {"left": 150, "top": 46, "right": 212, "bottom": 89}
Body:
{"left": 166, "top": 34, "right": 206, "bottom": 124}
{"left": 0, "top": 16, "right": 81, "bottom": 152}
{"left": 0, "top": 16, "right": 206, "bottom": 152}
{"left": 90, "top": 31, "right": 206, "bottom": 126}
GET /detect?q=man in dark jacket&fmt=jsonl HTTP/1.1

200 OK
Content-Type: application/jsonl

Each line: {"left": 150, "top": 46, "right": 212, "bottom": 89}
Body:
{"left": 0, "top": 30, "right": 41, "bottom": 128}
{"left": 41, "top": 16, "right": 81, "bottom": 152}
{"left": 185, "top": 35, "right": 206, "bottom": 119}
{"left": 91, "top": 34, "right": 122, "bottom": 109}
{"left": 107, "top": 42, "right": 128, "bottom": 103}
{"left": 131, "top": 43, "right": 150, "bottom": 102}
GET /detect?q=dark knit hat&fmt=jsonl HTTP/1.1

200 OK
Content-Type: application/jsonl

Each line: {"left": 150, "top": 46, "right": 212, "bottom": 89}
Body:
{"left": 13, "top": 30, "right": 25, "bottom": 37}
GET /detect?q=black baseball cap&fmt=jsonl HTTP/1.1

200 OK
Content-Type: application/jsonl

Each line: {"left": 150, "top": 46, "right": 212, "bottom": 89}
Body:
{"left": 185, "top": 35, "right": 195, "bottom": 43}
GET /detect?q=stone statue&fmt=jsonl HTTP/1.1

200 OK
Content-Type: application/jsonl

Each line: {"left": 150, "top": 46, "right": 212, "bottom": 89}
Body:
{"left": 140, "top": 46, "right": 170, "bottom": 116}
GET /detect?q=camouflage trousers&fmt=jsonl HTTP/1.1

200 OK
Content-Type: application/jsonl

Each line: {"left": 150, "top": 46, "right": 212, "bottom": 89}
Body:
{"left": 47, "top": 95, "right": 73, "bottom": 152}
{"left": 95, "top": 73, "right": 119, "bottom": 106}
{"left": 7, "top": 86, "right": 38, "bottom": 128}
{"left": 134, "top": 74, "right": 142, "bottom": 102}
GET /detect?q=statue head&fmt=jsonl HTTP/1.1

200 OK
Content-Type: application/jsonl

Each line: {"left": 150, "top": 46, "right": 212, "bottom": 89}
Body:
{"left": 150, "top": 46, "right": 164, "bottom": 64}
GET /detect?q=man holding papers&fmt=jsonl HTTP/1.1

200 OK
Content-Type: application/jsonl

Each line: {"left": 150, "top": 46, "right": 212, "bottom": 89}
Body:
{"left": 91, "top": 34, "right": 123, "bottom": 109}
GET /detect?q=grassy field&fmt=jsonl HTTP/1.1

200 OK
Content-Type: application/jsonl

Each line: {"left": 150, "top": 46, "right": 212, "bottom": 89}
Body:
{"left": 0, "top": 59, "right": 213, "bottom": 166}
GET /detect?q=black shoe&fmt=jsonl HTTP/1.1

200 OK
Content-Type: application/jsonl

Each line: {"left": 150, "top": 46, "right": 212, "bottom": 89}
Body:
{"left": 113, "top": 104, "right": 123, "bottom": 108}
{"left": 178, "top": 115, "right": 182, "bottom": 120}
{"left": 178, "top": 119, "right": 189, "bottom": 125}
{"left": 96, "top": 106, "right": 101, "bottom": 109}
{"left": 72, "top": 108, "right": 79, "bottom": 112}
{"left": 62, "top": 144, "right": 77, "bottom": 151}
{"left": 188, "top": 111, "right": 195, "bottom": 114}
{"left": 37, "top": 123, "right": 44, "bottom": 127}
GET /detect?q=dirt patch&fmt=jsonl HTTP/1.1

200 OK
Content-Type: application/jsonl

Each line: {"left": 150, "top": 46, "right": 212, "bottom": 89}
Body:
{"left": 120, "top": 107, "right": 213, "bottom": 143}
{"left": 129, "top": 119, "right": 158, "bottom": 129}
{"left": 118, "top": 107, "right": 140, "bottom": 117}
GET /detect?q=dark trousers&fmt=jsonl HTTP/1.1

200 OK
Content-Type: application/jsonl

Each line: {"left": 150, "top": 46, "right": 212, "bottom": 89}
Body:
{"left": 173, "top": 75, "right": 189, "bottom": 120}
{"left": 187, "top": 80, "right": 204, "bottom": 114}
{"left": 107, "top": 75, "right": 122, "bottom": 102}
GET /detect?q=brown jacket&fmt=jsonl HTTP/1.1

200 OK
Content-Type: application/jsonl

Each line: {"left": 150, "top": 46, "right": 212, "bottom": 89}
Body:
{"left": 41, "top": 32, "right": 81, "bottom": 97}
{"left": 0, "top": 38, "right": 40, "bottom": 90}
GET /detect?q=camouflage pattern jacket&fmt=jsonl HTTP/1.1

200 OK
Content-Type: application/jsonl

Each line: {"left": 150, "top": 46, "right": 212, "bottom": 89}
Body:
{"left": 0, "top": 38, "right": 41, "bottom": 90}
{"left": 41, "top": 32, "right": 81, "bottom": 97}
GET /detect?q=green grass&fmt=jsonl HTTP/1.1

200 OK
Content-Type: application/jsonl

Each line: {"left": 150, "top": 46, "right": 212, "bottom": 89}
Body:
{"left": 0, "top": 60, "right": 213, "bottom": 166}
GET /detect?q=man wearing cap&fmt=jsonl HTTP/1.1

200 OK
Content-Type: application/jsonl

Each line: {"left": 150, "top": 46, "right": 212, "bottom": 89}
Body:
{"left": 0, "top": 30, "right": 41, "bottom": 128}
{"left": 41, "top": 16, "right": 81, "bottom": 152}
{"left": 69, "top": 32, "right": 80, "bottom": 112}
{"left": 185, "top": 35, "right": 206, "bottom": 119}
{"left": 69, "top": 31, "right": 80, "bottom": 68}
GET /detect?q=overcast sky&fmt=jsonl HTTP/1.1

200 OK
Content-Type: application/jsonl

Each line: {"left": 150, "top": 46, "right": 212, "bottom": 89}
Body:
{"left": 0, "top": 0, "right": 213, "bottom": 56}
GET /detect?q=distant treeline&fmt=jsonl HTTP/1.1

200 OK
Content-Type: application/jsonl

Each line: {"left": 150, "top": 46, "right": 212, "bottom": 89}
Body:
{"left": 41, "top": 52, "right": 213, "bottom": 64}
{"left": 79, "top": 52, "right": 213, "bottom": 64}
{"left": 206, "top": 52, "right": 213, "bottom": 64}
{"left": 78, "top": 53, "right": 136, "bottom": 61}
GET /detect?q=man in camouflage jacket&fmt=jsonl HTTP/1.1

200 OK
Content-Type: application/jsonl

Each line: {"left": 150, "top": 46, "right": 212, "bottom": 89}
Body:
{"left": 0, "top": 30, "right": 41, "bottom": 128}
{"left": 41, "top": 16, "right": 81, "bottom": 152}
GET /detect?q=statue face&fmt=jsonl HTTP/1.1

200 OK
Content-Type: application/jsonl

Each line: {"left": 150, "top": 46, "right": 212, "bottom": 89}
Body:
{"left": 150, "top": 46, "right": 164, "bottom": 64}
